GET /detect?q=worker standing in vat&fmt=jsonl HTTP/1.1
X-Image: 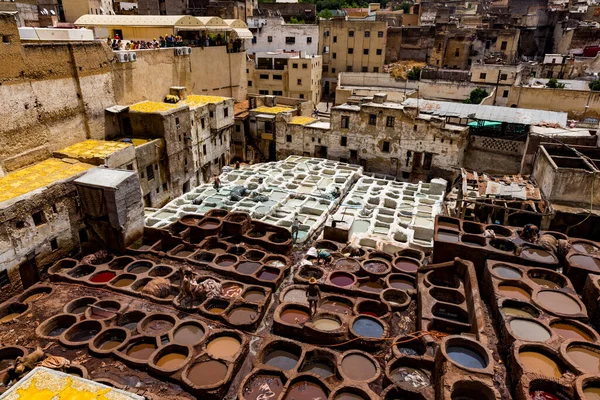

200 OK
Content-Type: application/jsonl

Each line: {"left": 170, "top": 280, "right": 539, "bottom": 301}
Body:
{"left": 291, "top": 218, "right": 300, "bottom": 244}
{"left": 316, "top": 248, "right": 332, "bottom": 265}
{"left": 307, "top": 277, "right": 321, "bottom": 316}
{"left": 213, "top": 175, "right": 221, "bottom": 192}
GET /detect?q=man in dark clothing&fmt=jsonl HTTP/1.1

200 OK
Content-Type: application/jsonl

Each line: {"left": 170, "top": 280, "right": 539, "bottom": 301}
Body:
{"left": 307, "top": 277, "right": 321, "bottom": 316}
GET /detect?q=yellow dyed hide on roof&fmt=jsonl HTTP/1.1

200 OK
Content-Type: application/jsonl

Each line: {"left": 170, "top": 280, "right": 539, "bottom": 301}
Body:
{"left": 57, "top": 140, "right": 130, "bottom": 160}
{"left": 289, "top": 116, "right": 316, "bottom": 125}
{"left": 183, "top": 95, "right": 228, "bottom": 107}
{"left": 0, "top": 159, "right": 93, "bottom": 203}
{"left": 251, "top": 105, "right": 294, "bottom": 114}
{"left": 129, "top": 101, "right": 178, "bottom": 113}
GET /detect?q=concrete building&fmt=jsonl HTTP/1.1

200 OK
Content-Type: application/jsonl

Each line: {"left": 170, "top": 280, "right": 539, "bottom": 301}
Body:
{"left": 319, "top": 18, "right": 387, "bottom": 96}
{"left": 256, "top": 3, "right": 316, "bottom": 23}
{"left": 61, "top": 0, "right": 115, "bottom": 23}
{"left": 247, "top": 16, "right": 318, "bottom": 54}
{"left": 247, "top": 51, "right": 322, "bottom": 104}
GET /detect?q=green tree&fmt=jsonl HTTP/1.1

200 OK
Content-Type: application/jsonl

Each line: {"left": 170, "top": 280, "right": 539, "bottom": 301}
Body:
{"left": 394, "top": 1, "right": 411, "bottom": 13}
{"left": 464, "top": 88, "right": 488, "bottom": 104}
{"left": 406, "top": 66, "right": 421, "bottom": 81}
{"left": 589, "top": 80, "right": 600, "bottom": 91}
{"left": 546, "top": 78, "right": 565, "bottom": 89}
{"left": 289, "top": 16, "right": 306, "bottom": 24}
{"left": 318, "top": 8, "right": 334, "bottom": 18}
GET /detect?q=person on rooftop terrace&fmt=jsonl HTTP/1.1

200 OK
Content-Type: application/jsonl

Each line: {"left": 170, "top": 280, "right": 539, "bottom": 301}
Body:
{"left": 307, "top": 277, "right": 321, "bottom": 316}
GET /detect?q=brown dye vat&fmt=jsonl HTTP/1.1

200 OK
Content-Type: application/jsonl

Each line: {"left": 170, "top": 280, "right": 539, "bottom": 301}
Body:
{"left": 112, "top": 277, "right": 135, "bottom": 287}
{"left": 264, "top": 349, "right": 299, "bottom": 370}
{"left": 570, "top": 255, "right": 600, "bottom": 271}
{"left": 389, "top": 277, "right": 415, "bottom": 291}
{"left": 491, "top": 265, "right": 523, "bottom": 279}
{"left": 358, "top": 281, "right": 384, "bottom": 293}
{"left": 245, "top": 250, "right": 266, "bottom": 261}
{"left": 280, "top": 308, "right": 310, "bottom": 324}
{"left": 550, "top": 322, "right": 591, "bottom": 341}
{"left": 69, "top": 328, "right": 100, "bottom": 342}
{"left": 100, "top": 340, "right": 122, "bottom": 350}
{"left": 173, "top": 324, "right": 204, "bottom": 345}
{"left": 22, "top": 292, "right": 47, "bottom": 303}
{"left": 126, "top": 343, "right": 157, "bottom": 360}
{"left": 206, "top": 336, "right": 241, "bottom": 358}
{"left": 341, "top": 354, "right": 377, "bottom": 381}
{"left": 394, "top": 259, "right": 420, "bottom": 273}
{"left": 320, "top": 300, "right": 352, "bottom": 314}
{"left": 335, "top": 391, "right": 368, "bottom": 400}
{"left": 390, "top": 366, "right": 431, "bottom": 389}
{"left": 573, "top": 242, "right": 599, "bottom": 255}
{"left": 363, "top": 260, "right": 390, "bottom": 274}
{"left": 118, "top": 311, "right": 145, "bottom": 331}
{"left": 127, "top": 262, "right": 152, "bottom": 274}
{"left": 228, "top": 307, "right": 258, "bottom": 325}
{"left": 243, "top": 374, "right": 284, "bottom": 400}
{"left": 502, "top": 307, "right": 537, "bottom": 318}
{"left": 156, "top": 353, "right": 187, "bottom": 369}
{"left": 216, "top": 255, "right": 237, "bottom": 267}
{"left": 584, "top": 386, "right": 600, "bottom": 400}
{"left": 244, "top": 290, "right": 265, "bottom": 303}
{"left": 300, "top": 361, "right": 334, "bottom": 378}
{"left": 437, "top": 230, "right": 459, "bottom": 243}
{"left": 313, "top": 318, "right": 341, "bottom": 331}
{"left": 0, "top": 313, "right": 21, "bottom": 323}
{"left": 221, "top": 283, "right": 243, "bottom": 298}
{"left": 200, "top": 222, "right": 220, "bottom": 229}
{"left": 335, "top": 259, "right": 361, "bottom": 273}
{"left": 566, "top": 346, "right": 600, "bottom": 374}
{"left": 438, "top": 219, "right": 460, "bottom": 230}
{"left": 536, "top": 291, "right": 581, "bottom": 315}
{"left": 187, "top": 360, "right": 228, "bottom": 387}
{"left": 258, "top": 268, "right": 279, "bottom": 281}
{"left": 144, "top": 319, "right": 174, "bottom": 335}
{"left": 531, "top": 278, "right": 561, "bottom": 289}
{"left": 498, "top": 285, "right": 530, "bottom": 301}
{"left": 519, "top": 351, "right": 562, "bottom": 378}
{"left": 521, "top": 248, "right": 557, "bottom": 264}
{"left": 509, "top": 319, "right": 551, "bottom": 342}
{"left": 208, "top": 307, "right": 226, "bottom": 315}
{"left": 283, "top": 381, "right": 327, "bottom": 400}
{"left": 236, "top": 262, "right": 261, "bottom": 275}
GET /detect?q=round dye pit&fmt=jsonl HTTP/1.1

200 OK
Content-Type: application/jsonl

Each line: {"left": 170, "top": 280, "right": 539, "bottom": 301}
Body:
{"left": 93, "top": 329, "right": 127, "bottom": 351}
{"left": 90, "top": 271, "right": 116, "bottom": 283}
{"left": 330, "top": 272, "right": 356, "bottom": 288}
{"left": 573, "top": 242, "right": 600, "bottom": 255}
{"left": 283, "top": 381, "right": 327, "bottom": 400}
{"left": 551, "top": 322, "right": 592, "bottom": 341}
{"left": 335, "top": 259, "right": 361, "bottom": 273}
{"left": 529, "top": 391, "right": 562, "bottom": 400}
{"left": 341, "top": 354, "right": 377, "bottom": 381}
{"left": 215, "top": 255, "right": 237, "bottom": 268}
{"left": 243, "top": 290, "right": 265, "bottom": 303}
{"left": 111, "top": 275, "right": 136, "bottom": 288}
{"left": 502, "top": 306, "right": 537, "bottom": 318}
{"left": 352, "top": 317, "right": 384, "bottom": 338}
{"left": 509, "top": 319, "right": 551, "bottom": 342}
{"left": 313, "top": 318, "right": 341, "bottom": 331}
{"left": 243, "top": 374, "right": 284, "bottom": 400}
{"left": 280, "top": 308, "right": 310, "bottom": 324}
{"left": 390, "top": 366, "right": 431, "bottom": 389}
{"left": 221, "top": 284, "right": 243, "bottom": 298}
{"left": 583, "top": 385, "right": 600, "bottom": 400}
{"left": 446, "top": 346, "right": 487, "bottom": 369}
{"left": 67, "top": 324, "right": 101, "bottom": 342}
{"left": 142, "top": 317, "right": 175, "bottom": 335}
{"left": 530, "top": 278, "right": 561, "bottom": 289}
{"left": 283, "top": 289, "right": 308, "bottom": 304}
{"left": 206, "top": 336, "right": 241, "bottom": 359}
{"left": 437, "top": 230, "right": 459, "bottom": 243}
{"left": 334, "top": 391, "right": 368, "bottom": 400}
{"left": 127, "top": 262, "right": 152, "bottom": 274}
{"left": 245, "top": 250, "right": 266, "bottom": 261}
{"left": 521, "top": 248, "right": 557, "bottom": 264}
{"left": 320, "top": 299, "right": 352, "bottom": 314}
{"left": 21, "top": 288, "right": 51, "bottom": 303}
{"left": 438, "top": 218, "right": 459, "bottom": 230}
{"left": 519, "top": 351, "right": 562, "bottom": 378}
{"left": 490, "top": 239, "right": 517, "bottom": 253}
{"left": 257, "top": 268, "right": 279, "bottom": 281}
{"left": 566, "top": 346, "right": 600, "bottom": 374}
{"left": 236, "top": 262, "right": 261, "bottom": 275}
{"left": 498, "top": 285, "right": 530, "bottom": 301}
{"left": 228, "top": 307, "right": 258, "bottom": 325}
{"left": 300, "top": 362, "right": 334, "bottom": 378}
{"left": 491, "top": 265, "right": 522, "bottom": 279}
{"left": 156, "top": 352, "right": 187, "bottom": 369}
{"left": 38, "top": 314, "right": 77, "bottom": 337}
{"left": 126, "top": 342, "right": 157, "bottom": 360}
{"left": 173, "top": 323, "right": 205, "bottom": 345}
{"left": 264, "top": 349, "right": 299, "bottom": 370}
{"left": 264, "top": 257, "right": 287, "bottom": 268}
{"left": 68, "top": 265, "right": 95, "bottom": 278}
{"left": 358, "top": 281, "right": 384, "bottom": 293}
{"left": 570, "top": 255, "right": 600, "bottom": 271}
{"left": 118, "top": 311, "right": 145, "bottom": 331}
{"left": 394, "top": 259, "right": 420, "bottom": 273}
{"left": 535, "top": 291, "right": 581, "bottom": 315}
{"left": 389, "top": 277, "right": 414, "bottom": 291}
{"left": 186, "top": 360, "right": 228, "bottom": 387}
{"left": 363, "top": 260, "right": 390, "bottom": 274}
{"left": 65, "top": 297, "right": 96, "bottom": 314}
{"left": 382, "top": 289, "right": 410, "bottom": 308}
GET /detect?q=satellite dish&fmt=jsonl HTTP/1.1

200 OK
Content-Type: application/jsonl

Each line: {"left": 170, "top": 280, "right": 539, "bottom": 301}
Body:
{"left": 42, "top": 8, "right": 48, "bottom": 14}
{"left": 50, "top": 10, "right": 56, "bottom": 15}
{"left": 100, "top": 6, "right": 104, "bottom": 13}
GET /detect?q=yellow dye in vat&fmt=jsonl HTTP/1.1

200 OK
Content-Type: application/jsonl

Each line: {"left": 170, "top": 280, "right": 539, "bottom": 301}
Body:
{"left": 0, "top": 159, "right": 93, "bottom": 203}
{"left": 289, "top": 116, "right": 316, "bottom": 125}
{"left": 250, "top": 105, "right": 295, "bottom": 114}
{"left": 56, "top": 140, "right": 131, "bottom": 161}
{"left": 183, "top": 95, "right": 229, "bottom": 107}
{"left": 129, "top": 101, "right": 179, "bottom": 113}
{"left": 15, "top": 376, "right": 110, "bottom": 400}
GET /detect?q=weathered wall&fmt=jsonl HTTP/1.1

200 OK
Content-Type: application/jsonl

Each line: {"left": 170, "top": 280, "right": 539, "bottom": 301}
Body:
{"left": 385, "top": 26, "right": 435, "bottom": 63}
{"left": 247, "top": 17, "right": 319, "bottom": 55}
{"left": 463, "top": 136, "right": 524, "bottom": 174}
{"left": 507, "top": 87, "right": 600, "bottom": 120}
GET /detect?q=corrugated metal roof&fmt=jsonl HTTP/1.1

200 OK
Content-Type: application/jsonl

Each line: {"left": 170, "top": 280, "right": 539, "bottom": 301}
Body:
{"left": 402, "top": 99, "right": 568, "bottom": 127}
{"left": 74, "top": 15, "right": 203, "bottom": 27}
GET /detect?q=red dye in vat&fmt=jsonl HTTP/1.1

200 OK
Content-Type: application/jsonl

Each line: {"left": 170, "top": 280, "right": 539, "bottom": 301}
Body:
{"left": 530, "top": 391, "right": 561, "bottom": 400}
{"left": 330, "top": 272, "right": 355, "bottom": 287}
{"left": 360, "top": 311, "right": 379, "bottom": 317}
{"left": 91, "top": 271, "right": 116, "bottom": 283}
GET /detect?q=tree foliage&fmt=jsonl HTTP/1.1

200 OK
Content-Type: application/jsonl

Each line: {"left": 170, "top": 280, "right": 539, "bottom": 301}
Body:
{"left": 289, "top": 16, "right": 305, "bottom": 24}
{"left": 394, "top": 1, "right": 411, "bottom": 13}
{"left": 464, "top": 88, "right": 488, "bottom": 104}
{"left": 589, "top": 80, "right": 600, "bottom": 91}
{"left": 318, "top": 8, "right": 334, "bottom": 18}
{"left": 546, "top": 78, "right": 565, "bottom": 89}
{"left": 406, "top": 66, "right": 421, "bottom": 81}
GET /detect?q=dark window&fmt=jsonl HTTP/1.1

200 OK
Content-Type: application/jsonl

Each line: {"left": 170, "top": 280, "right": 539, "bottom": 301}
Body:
{"left": 252, "top": 36, "right": 257, "bottom": 43}
{"left": 175, "top": 117, "right": 180, "bottom": 125}
{"left": 32, "top": 211, "right": 45, "bottom": 226}
{"left": 285, "top": 36, "right": 295, "bottom": 44}
{"left": 2, "top": 35, "right": 11, "bottom": 44}
{"left": 500, "top": 41, "right": 507, "bottom": 50}
{"left": 333, "top": 52, "right": 336, "bottom": 59}
{"left": 382, "top": 141, "right": 390, "bottom": 153}
{"left": 500, "top": 73, "right": 508, "bottom": 81}
{"left": 503, "top": 90, "right": 509, "bottom": 98}
{"left": 259, "top": 90, "right": 269, "bottom": 95}
{"left": 146, "top": 165, "right": 154, "bottom": 180}
{"left": 369, "top": 114, "right": 376, "bottom": 125}
{"left": 363, "top": 49, "right": 369, "bottom": 55}
{"left": 268, "top": 36, "right": 273, "bottom": 42}
{"left": 437, "top": 43, "right": 442, "bottom": 51}
{"left": 126, "top": 163, "right": 134, "bottom": 170}
{"left": 350, "top": 149, "right": 358, "bottom": 159}
{"left": 236, "top": 124, "right": 241, "bottom": 132}
{"left": 297, "top": 79, "right": 302, "bottom": 85}
{"left": 332, "top": 68, "right": 336, "bottom": 73}
{"left": 413, "top": 124, "right": 417, "bottom": 131}
{"left": 362, "top": 66, "right": 368, "bottom": 72}
{"left": 349, "top": 30, "right": 354, "bottom": 37}
{"left": 162, "top": 183, "right": 167, "bottom": 191}
{"left": 333, "top": 36, "right": 337, "bottom": 43}
{"left": 423, "top": 153, "right": 433, "bottom": 170}
{"left": 273, "top": 75, "right": 283, "bottom": 80}
{"left": 293, "top": 63, "right": 298, "bottom": 68}
{"left": 0, "top": 270, "right": 10, "bottom": 287}
{"left": 286, "top": 134, "right": 292, "bottom": 142}
{"left": 386, "top": 116, "right": 395, "bottom": 127}
{"left": 378, "top": 31, "right": 384, "bottom": 37}
{"left": 341, "top": 116, "right": 349, "bottom": 128}
{"left": 479, "top": 73, "right": 486, "bottom": 79}
{"left": 364, "top": 31, "right": 370, "bottom": 38}
{"left": 79, "top": 228, "right": 88, "bottom": 243}
{"left": 346, "top": 66, "right": 352, "bottom": 72}
{"left": 300, "top": 94, "right": 305, "bottom": 99}
{"left": 323, "top": 30, "right": 329, "bottom": 37}
{"left": 201, "top": 118, "right": 205, "bottom": 129}
{"left": 376, "top": 49, "right": 382, "bottom": 55}
{"left": 248, "top": 80, "right": 253, "bottom": 87}
{"left": 203, "top": 144, "right": 207, "bottom": 155}
{"left": 454, "top": 49, "right": 459, "bottom": 57}
{"left": 209, "top": 111, "right": 214, "bottom": 118}
{"left": 373, "top": 67, "right": 379, "bottom": 72}
{"left": 224, "top": 107, "right": 229, "bottom": 117}
{"left": 348, "top": 48, "right": 353, "bottom": 54}
{"left": 302, "top": 63, "right": 307, "bottom": 69}
{"left": 341, "top": 136, "right": 347, "bottom": 146}
{"left": 307, "top": 37, "right": 312, "bottom": 43}
{"left": 260, "top": 74, "right": 269, "bottom": 79}
{"left": 273, "top": 90, "right": 283, "bottom": 95}
{"left": 50, "top": 238, "right": 58, "bottom": 251}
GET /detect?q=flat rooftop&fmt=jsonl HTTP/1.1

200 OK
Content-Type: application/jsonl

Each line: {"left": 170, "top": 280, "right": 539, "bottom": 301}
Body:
{"left": 250, "top": 105, "right": 295, "bottom": 114}
{"left": 182, "top": 94, "right": 230, "bottom": 108}
{"left": 54, "top": 140, "right": 131, "bottom": 161}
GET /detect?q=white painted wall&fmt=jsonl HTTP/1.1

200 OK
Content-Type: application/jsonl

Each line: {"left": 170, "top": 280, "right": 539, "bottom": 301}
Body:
{"left": 247, "top": 16, "right": 318, "bottom": 55}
